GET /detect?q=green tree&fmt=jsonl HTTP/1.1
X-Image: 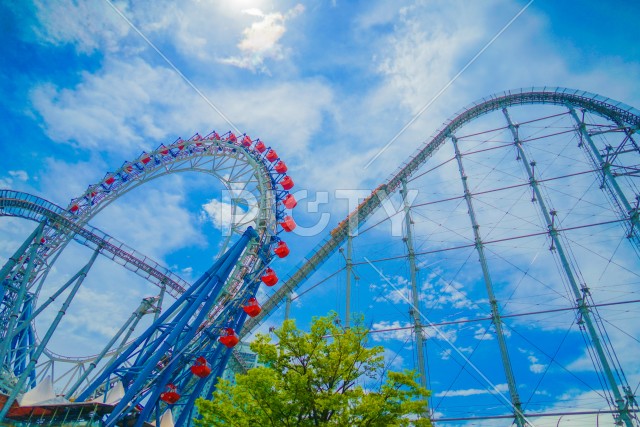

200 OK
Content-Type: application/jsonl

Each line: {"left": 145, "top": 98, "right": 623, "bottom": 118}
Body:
{"left": 195, "top": 313, "right": 431, "bottom": 426}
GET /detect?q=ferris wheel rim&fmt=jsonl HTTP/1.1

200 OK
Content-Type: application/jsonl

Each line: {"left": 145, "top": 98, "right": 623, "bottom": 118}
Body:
{"left": 0, "top": 132, "right": 291, "bottom": 366}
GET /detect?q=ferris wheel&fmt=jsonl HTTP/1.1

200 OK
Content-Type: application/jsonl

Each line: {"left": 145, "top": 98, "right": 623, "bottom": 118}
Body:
{"left": 0, "top": 131, "right": 297, "bottom": 426}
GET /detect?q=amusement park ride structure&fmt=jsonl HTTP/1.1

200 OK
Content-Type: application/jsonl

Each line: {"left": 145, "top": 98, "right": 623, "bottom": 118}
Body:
{"left": 0, "top": 131, "right": 297, "bottom": 426}
{"left": 0, "top": 87, "right": 639, "bottom": 426}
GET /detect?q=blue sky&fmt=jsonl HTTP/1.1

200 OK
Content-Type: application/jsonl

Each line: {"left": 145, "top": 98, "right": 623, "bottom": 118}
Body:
{"left": 1, "top": 1, "right": 639, "bottom": 425}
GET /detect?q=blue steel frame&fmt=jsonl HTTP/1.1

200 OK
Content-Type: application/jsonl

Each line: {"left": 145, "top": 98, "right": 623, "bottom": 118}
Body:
{"left": 0, "top": 128, "right": 292, "bottom": 422}
{"left": 74, "top": 227, "right": 260, "bottom": 426}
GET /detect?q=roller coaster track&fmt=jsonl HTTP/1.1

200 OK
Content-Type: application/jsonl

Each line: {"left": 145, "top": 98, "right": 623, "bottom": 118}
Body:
{"left": 242, "top": 86, "right": 640, "bottom": 335}
{"left": 0, "top": 190, "right": 189, "bottom": 298}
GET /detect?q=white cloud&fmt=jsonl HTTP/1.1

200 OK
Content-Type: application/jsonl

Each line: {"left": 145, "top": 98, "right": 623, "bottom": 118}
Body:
{"left": 434, "top": 383, "right": 508, "bottom": 397}
{"left": 370, "top": 274, "right": 410, "bottom": 304}
{"left": 528, "top": 389, "right": 624, "bottom": 427}
{"left": 421, "top": 268, "right": 479, "bottom": 310}
{"left": 219, "top": 4, "right": 305, "bottom": 73}
{"left": 0, "top": 217, "right": 38, "bottom": 266}
{"left": 8, "top": 170, "right": 29, "bottom": 181}
{"left": 440, "top": 348, "right": 452, "bottom": 360}
{"left": 370, "top": 320, "right": 412, "bottom": 342}
{"left": 135, "top": 1, "right": 249, "bottom": 63}
{"left": 369, "top": 319, "right": 458, "bottom": 344}
{"left": 0, "top": 171, "right": 33, "bottom": 192}
{"left": 358, "top": 0, "right": 640, "bottom": 183}
{"left": 383, "top": 348, "right": 405, "bottom": 370}
{"left": 214, "top": 79, "right": 335, "bottom": 157}
{"left": 90, "top": 178, "right": 204, "bottom": 261}
{"left": 473, "top": 326, "right": 494, "bottom": 341}
{"left": 30, "top": 58, "right": 334, "bottom": 165}
{"left": 202, "top": 199, "right": 257, "bottom": 233}
{"left": 0, "top": 177, "right": 13, "bottom": 188}
{"left": 30, "top": 59, "right": 190, "bottom": 154}
{"left": 528, "top": 355, "right": 546, "bottom": 374}
{"left": 31, "top": 0, "right": 131, "bottom": 53}
{"left": 518, "top": 347, "right": 548, "bottom": 374}
{"left": 375, "top": 2, "right": 483, "bottom": 113}
{"left": 37, "top": 158, "right": 106, "bottom": 205}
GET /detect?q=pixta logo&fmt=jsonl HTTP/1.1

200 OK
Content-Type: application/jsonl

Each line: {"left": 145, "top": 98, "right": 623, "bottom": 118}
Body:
{"left": 211, "top": 187, "right": 418, "bottom": 237}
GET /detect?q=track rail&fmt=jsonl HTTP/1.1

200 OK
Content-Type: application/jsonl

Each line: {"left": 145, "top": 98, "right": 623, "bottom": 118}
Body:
{"left": 242, "top": 86, "right": 640, "bottom": 335}
{"left": 0, "top": 190, "right": 189, "bottom": 297}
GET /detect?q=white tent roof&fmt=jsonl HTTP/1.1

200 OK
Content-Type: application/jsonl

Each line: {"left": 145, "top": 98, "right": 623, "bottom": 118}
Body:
{"left": 91, "top": 380, "right": 124, "bottom": 405}
{"left": 19, "top": 376, "right": 59, "bottom": 406}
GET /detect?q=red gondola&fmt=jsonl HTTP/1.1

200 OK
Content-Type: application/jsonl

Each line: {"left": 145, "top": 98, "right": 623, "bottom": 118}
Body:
{"left": 255, "top": 141, "right": 266, "bottom": 153}
{"left": 105, "top": 175, "right": 115, "bottom": 185}
{"left": 283, "top": 194, "right": 297, "bottom": 209}
{"left": 275, "top": 161, "right": 287, "bottom": 174}
{"left": 190, "top": 356, "right": 212, "bottom": 378}
{"left": 219, "top": 328, "right": 239, "bottom": 348}
{"left": 160, "top": 146, "right": 169, "bottom": 155}
{"left": 211, "top": 132, "right": 220, "bottom": 140}
{"left": 124, "top": 164, "right": 133, "bottom": 173}
{"left": 274, "top": 241, "right": 290, "bottom": 258}
{"left": 140, "top": 154, "right": 151, "bottom": 164}
{"left": 160, "top": 383, "right": 180, "bottom": 404}
{"left": 242, "top": 297, "right": 261, "bottom": 317}
{"left": 228, "top": 133, "right": 237, "bottom": 143}
{"left": 280, "top": 216, "right": 296, "bottom": 232}
{"left": 70, "top": 204, "right": 79, "bottom": 213}
{"left": 242, "top": 135, "right": 252, "bottom": 147}
{"left": 280, "top": 176, "right": 294, "bottom": 190}
{"left": 266, "top": 149, "right": 278, "bottom": 162}
{"left": 261, "top": 268, "right": 278, "bottom": 286}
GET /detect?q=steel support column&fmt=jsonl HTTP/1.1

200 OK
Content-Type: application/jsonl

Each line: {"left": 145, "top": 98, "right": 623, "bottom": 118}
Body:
{"left": 401, "top": 180, "right": 428, "bottom": 395}
{"left": 451, "top": 136, "right": 526, "bottom": 427}
{"left": 345, "top": 233, "right": 353, "bottom": 328}
{"left": 568, "top": 106, "right": 640, "bottom": 254}
{"left": 504, "top": 107, "right": 636, "bottom": 427}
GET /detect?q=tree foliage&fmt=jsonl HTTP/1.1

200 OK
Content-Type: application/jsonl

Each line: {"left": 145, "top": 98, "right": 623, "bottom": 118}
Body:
{"left": 195, "top": 313, "right": 431, "bottom": 426}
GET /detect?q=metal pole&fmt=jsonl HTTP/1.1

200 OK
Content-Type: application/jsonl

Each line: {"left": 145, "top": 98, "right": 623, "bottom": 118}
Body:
{"left": 569, "top": 106, "right": 635, "bottom": 213}
{"left": 401, "top": 179, "right": 428, "bottom": 394}
{"left": 0, "top": 223, "right": 45, "bottom": 369}
{"left": 568, "top": 106, "right": 640, "bottom": 250}
{"left": 503, "top": 107, "right": 635, "bottom": 427}
{"left": 345, "top": 233, "right": 353, "bottom": 328}
{"left": 0, "top": 223, "right": 45, "bottom": 281}
{"left": 451, "top": 136, "right": 526, "bottom": 427}
{"left": 285, "top": 292, "right": 292, "bottom": 321}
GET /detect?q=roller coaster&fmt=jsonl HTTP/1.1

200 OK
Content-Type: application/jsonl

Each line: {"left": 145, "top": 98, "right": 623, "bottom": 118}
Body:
{"left": 1, "top": 87, "right": 639, "bottom": 426}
